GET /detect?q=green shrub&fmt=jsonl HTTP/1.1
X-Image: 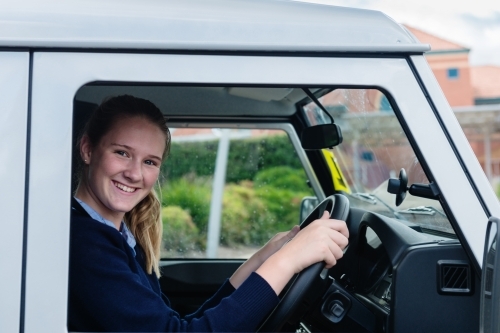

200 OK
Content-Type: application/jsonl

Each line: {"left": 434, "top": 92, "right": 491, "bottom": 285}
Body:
{"left": 161, "top": 206, "right": 200, "bottom": 253}
{"left": 253, "top": 166, "right": 313, "bottom": 230}
{"left": 253, "top": 166, "right": 311, "bottom": 192}
{"left": 220, "top": 182, "right": 276, "bottom": 246}
{"left": 161, "top": 176, "right": 211, "bottom": 233}
{"left": 160, "top": 165, "right": 314, "bottom": 250}
{"left": 255, "top": 185, "right": 309, "bottom": 231}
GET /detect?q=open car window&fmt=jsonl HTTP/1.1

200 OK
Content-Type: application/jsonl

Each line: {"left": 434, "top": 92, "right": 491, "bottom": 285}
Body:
{"left": 303, "top": 88, "right": 454, "bottom": 237}
{"left": 160, "top": 126, "right": 314, "bottom": 258}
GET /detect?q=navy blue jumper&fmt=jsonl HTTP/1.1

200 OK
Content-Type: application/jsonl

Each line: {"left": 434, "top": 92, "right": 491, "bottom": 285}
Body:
{"left": 68, "top": 199, "right": 279, "bottom": 332}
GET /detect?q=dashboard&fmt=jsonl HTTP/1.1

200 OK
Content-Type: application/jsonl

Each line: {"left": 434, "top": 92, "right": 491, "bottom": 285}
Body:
{"left": 357, "top": 227, "right": 392, "bottom": 312}
{"left": 302, "top": 208, "right": 480, "bottom": 333}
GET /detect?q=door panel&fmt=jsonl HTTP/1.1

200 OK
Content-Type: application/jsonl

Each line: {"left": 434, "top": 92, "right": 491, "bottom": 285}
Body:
{"left": 160, "top": 260, "right": 243, "bottom": 316}
{"left": 0, "top": 52, "right": 29, "bottom": 333}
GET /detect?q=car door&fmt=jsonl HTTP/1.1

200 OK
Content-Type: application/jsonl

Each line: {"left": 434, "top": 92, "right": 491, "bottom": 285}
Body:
{"left": 24, "top": 51, "right": 494, "bottom": 332}
{"left": 0, "top": 52, "right": 30, "bottom": 333}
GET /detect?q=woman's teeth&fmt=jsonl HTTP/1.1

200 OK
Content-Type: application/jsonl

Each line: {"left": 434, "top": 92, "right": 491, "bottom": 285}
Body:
{"left": 114, "top": 182, "right": 136, "bottom": 193}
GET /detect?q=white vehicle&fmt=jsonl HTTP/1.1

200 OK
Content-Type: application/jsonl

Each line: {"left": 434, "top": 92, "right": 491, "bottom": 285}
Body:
{"left": 1, "top": 0, "right": 498, "bottom": 332}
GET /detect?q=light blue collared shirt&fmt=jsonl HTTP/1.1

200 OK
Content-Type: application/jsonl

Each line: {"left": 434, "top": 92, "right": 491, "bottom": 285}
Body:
{"left": 74, "top": 197, "right": 137, "bottom": 256}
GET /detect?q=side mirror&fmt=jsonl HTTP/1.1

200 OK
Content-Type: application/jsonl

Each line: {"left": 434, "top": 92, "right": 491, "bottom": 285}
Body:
{"left": 300, "top": 196, "right": 319, "bottom": 223}
{"left": 301, "top": 124, "right": 343, "bottom": 150}
{"left": 480, "top": 217, "right": 500, "bottom": 333}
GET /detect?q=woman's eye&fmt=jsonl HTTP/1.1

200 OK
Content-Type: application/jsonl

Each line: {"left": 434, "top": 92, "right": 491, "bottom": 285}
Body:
{"left": 145, "top": 160, "right": 157, "bottom": 166}
{"left": 116, "top": 150, "right": 127, "bottom": 157}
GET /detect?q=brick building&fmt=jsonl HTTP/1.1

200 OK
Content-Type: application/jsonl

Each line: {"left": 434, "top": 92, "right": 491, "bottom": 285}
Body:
{"left": 406, "top": 25, "right": 500, "bottom": 184}
{"left": 405, "top": 26, "right": 475, "bottom": 107}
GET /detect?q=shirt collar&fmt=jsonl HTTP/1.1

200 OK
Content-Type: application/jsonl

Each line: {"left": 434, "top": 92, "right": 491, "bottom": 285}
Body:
{"left": 74, "top": 197, "right": 137, "bottom": 255}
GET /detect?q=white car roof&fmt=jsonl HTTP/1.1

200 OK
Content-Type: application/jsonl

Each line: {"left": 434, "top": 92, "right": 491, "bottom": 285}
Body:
{"left": 0, "top": 0, "right": 429, "bottom": 52}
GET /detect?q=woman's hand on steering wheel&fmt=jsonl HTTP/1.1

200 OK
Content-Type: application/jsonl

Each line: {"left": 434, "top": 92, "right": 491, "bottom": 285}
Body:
{"left": 256, "top": 212, "right": 349, "bottom": 295}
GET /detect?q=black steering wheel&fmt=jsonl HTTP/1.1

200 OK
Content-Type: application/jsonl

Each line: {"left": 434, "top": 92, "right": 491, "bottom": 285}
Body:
{"left": 258, "top": 194, "right": 350, "bottom": 332}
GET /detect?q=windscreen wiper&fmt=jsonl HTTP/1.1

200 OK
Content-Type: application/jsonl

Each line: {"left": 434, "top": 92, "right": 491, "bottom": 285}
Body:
{"left": 398, "top": 206, "right": 447, "bottom": 217}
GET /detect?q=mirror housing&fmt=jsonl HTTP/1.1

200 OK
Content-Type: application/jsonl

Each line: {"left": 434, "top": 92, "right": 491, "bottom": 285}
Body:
{"left": 299, "top": 196, "right": 319, "bottom": 223}
{"left": 301, "top": 124, "right": 343, "bottom": 150}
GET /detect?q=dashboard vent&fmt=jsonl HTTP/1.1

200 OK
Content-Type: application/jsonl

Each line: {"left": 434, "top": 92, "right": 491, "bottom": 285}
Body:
{"left": 437, "top": 260, "right": 473, "bottom": 295}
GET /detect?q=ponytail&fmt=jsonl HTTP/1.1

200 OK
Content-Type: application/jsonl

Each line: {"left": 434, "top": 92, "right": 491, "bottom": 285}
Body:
{"left": 125, "top": 189, "right": 162, "bottom": 276}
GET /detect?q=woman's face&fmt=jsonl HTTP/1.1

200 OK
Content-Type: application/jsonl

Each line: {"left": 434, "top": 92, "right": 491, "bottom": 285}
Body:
{"left": 79, "top": 116, "right": 166, "bottom": 226}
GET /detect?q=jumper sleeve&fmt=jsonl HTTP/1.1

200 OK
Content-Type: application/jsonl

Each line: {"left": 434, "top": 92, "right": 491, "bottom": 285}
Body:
{"left": 68, "top": 217, "right": 279, "bottom": 332}
{"left": 183, "top": 278, "right": 236, "bottom": 321}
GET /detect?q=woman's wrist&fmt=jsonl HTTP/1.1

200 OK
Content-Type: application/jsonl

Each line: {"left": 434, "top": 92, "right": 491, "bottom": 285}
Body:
{"left": 229, "top": 248, "right": 266, "bottom": 289}
{"left": 255, "top": 251, "right": 295, "bottom": 295}
{"left": 229, "top": 226, "right": 299, "bottom": 290}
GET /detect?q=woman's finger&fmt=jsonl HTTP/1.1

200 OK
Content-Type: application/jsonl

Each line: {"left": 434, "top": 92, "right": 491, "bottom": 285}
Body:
{"left": 310, "top": 219, "right": 349, "bottom": 239}
{"left": 326, "top": 232, "right": 345, "bottom": 259}
{"left": 322, "top": 246, "right": 337, "bottom": 269}
{"left": 328, "top": 228, "right": 349, "bottom": 250}
{"left": 287, "top": 225, "right": 300, "bottom": 238}
{"left": 320, "top": 210, "right": 330, "bottom": 219}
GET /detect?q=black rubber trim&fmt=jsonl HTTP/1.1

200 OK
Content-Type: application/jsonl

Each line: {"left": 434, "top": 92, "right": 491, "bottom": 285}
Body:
{"left": 19, "top": 51, "right": 33, "bottom": 333}
{"left": 0, "top": 46, "right": 425, "bottom": 58}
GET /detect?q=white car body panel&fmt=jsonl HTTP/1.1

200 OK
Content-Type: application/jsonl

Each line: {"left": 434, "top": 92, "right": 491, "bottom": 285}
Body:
{"left": 0, "top": 52, "right": 29, "bottom": 333}
{"left": 25, "top": 52, "right": 491, "bottom": 331}
{"left": 0, "top": 0, "right": 429, "bottom": 52}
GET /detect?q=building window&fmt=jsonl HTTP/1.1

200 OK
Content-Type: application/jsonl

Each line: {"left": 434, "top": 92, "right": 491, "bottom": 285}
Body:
{"left": 447, "top": 68, "right": 459, "bottom": 79}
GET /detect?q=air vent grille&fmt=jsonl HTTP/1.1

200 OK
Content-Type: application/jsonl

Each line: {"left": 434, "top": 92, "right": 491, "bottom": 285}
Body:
{"left": 437, "top": 260, "right": 473, "bottom": 295}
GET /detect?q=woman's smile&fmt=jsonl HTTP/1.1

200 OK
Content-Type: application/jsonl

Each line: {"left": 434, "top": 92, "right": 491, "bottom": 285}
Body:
{"left": 113, "top": 181, "right": 138, "bottom": 193}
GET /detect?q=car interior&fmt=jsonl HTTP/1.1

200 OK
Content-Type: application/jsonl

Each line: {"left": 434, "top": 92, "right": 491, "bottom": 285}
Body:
{"left": 72, "top": 84, "right": 480, "bottom": 332}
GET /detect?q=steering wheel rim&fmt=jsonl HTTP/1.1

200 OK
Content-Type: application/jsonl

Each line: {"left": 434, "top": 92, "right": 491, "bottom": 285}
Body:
{"left": 258, "top": 194, "right": 350, "bottom": 332}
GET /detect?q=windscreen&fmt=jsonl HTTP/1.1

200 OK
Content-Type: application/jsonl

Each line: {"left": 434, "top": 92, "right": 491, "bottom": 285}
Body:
{"left": 302, "top": 88, "right": 454, "bottom": 236}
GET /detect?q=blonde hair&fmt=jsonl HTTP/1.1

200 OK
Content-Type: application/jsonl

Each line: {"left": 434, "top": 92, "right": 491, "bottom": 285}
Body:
{"left": 125, "top": 190, "right": 163, "bottom": 276}
{"left": 78, "top": 95, "right": 170, "bottom": 276}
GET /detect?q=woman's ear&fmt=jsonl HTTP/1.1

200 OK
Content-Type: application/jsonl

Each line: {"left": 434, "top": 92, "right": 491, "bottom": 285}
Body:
{"left": 80, "top": 135, "right": 92, "bottom": 164}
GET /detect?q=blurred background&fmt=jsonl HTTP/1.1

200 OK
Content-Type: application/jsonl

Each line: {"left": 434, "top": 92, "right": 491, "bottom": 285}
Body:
{"left": 303, "top": 0, "right": 500, "bottom": 196}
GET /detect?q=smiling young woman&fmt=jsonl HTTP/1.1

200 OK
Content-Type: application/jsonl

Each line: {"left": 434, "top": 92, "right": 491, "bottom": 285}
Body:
{"left": 74, "top": 95, "right": 170, "bottom": 276}
{"left": 68, "top": 95, "right": 348, "bottom": 332}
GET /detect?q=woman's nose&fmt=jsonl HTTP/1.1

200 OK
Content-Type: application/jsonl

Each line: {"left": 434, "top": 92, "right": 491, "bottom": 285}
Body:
{"left": 123, "top": 160, "right": 142, "bottom": 182}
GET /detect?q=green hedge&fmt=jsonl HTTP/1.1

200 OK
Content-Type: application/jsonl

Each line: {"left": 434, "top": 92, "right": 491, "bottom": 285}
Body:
{"left": 253, "top": 166, "right": 313, "bottom": 231}
{"left": 161, "top": 176, "right": 211, "bottom": 234}
{"left": 220, "top": 182, "right": 276, "bottom": 246}
{"left": 161, "top": 134, "right": 303, "bottom": 184}
{"left": 160, "top": 166, "right": 314, "bottom": 249}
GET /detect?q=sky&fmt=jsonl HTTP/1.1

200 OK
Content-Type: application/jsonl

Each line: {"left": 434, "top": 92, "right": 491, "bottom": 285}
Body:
{"left": 300, "top": 0, "right": 500, "bottom": 67}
